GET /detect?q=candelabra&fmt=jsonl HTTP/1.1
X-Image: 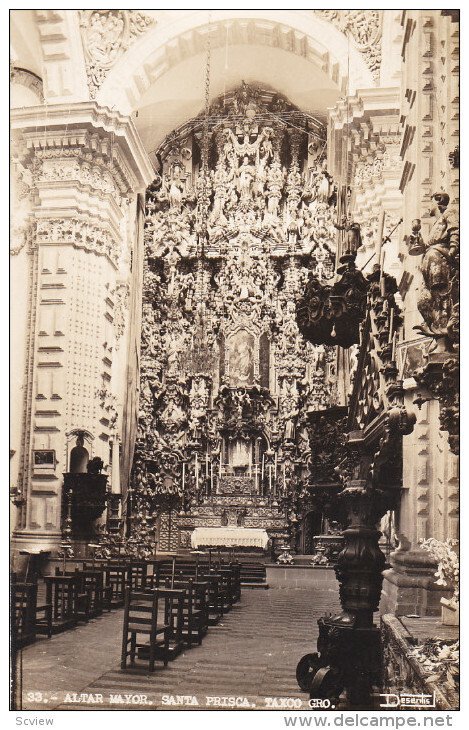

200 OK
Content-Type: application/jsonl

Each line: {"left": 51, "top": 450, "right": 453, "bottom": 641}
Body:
{"left": 58, "top": 486, "right": 74, "bottom": 572}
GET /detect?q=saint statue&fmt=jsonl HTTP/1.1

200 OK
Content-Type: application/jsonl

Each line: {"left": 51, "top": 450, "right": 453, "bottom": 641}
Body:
{"left": 168, "top": 164, "right": 185, "bottom": 210}
{"left": 334, "top": 215, "right": 362, "bottom": 253}
{"left": 416, "top": 192, "right": 459, "bottom": 348}
{"left": 237, "top": 155, "right": 256, "bottom": 199}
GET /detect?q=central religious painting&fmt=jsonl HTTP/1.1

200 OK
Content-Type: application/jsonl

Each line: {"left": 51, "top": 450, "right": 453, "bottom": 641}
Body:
{"left": 132, "top": 83, "right": 339, "bottom": 552}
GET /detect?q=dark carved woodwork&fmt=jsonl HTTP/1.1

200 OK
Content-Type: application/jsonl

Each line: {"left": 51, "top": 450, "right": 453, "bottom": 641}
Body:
{"left": 215, "top": 384, "right": 274, "bottom": 441}
{"left": 449, "top": 146, "right": 459, "bottom": 169}
{"left": 62, "top": 472, "right": 108, "bottom": 536}
{"left": 296, "top": 259, "right": 416, "bottom": 706}
{"left": 218, "top": 475, "right": 254, "bottom": 495}
{"left": 297, "top": 622, "right": 382, "bottom": 705}
{"left": 306, "top": 406, "right": 348, "bottom": 486}
{"left": 296, "top": 253, "right": 368, "bottom": 348}
{"left": 334, "top": 482, "right": 389, "bottom": 621}
{"left": 107, "top": 494, "right": 122, "bottom": 534}
{"left": 414, "top": 355, "right": 459, "bottom": 455}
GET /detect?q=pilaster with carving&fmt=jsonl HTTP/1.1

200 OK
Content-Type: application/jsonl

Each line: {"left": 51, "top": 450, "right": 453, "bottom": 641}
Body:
{"left": 380, "top": 11, "right": 460, "bottom": 617}
{"left": 10, "top": 103, "right": 153, "bottom": 557}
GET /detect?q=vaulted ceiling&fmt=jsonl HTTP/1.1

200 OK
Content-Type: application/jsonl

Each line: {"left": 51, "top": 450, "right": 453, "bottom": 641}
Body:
{"left": 133, "top": 43, "right": 341, "bottom": 157}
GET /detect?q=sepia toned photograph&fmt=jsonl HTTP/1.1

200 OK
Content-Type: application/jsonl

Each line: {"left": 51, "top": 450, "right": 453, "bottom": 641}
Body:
{"left": 10, "top": 7, "right": 459, "bottom": 718}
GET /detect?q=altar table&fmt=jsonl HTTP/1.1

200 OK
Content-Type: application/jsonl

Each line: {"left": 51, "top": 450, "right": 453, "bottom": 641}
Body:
{"left": 190, "top": 527, "right": 269, "bottom": 549}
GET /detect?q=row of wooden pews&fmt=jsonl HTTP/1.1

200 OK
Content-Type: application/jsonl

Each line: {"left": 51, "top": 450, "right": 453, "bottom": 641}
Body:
{"left": 10, "top": 559, "right": 150, "bottom": 648}
{"left": 121, "top": 558, "right": 242, "bottom": 672}
{"left": 11, "top": 556, "right": 243, "bottom": 673}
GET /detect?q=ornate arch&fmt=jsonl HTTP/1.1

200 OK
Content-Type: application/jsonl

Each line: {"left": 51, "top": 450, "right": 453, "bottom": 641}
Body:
{"left": 96, "top": 11, "right": 376, "bottom": 115}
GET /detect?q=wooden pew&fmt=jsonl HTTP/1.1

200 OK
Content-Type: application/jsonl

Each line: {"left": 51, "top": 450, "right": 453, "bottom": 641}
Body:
{"left": 55, "top": 568, "right": 104, "bottom": 620}
{"left": 38, "top": 575, "right": 78, "bottom": 634}
{"left": 121, "top": 589, "right": 170, "bottom": 672}
{"left": 171, "top": 578, "right": 209, "bottom": 647}
{"left": 103, "top": 564, "right": 126, "bottom": 609}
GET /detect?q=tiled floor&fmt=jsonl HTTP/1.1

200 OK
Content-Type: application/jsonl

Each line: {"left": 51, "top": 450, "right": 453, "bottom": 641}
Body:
{"left": 18, "top": 584, "right": 341, "bottom": 711}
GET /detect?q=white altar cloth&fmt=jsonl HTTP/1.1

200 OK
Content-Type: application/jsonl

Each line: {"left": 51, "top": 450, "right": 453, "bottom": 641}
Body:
{"left": 191, "top": 527, "right": 269, "bottom": 549}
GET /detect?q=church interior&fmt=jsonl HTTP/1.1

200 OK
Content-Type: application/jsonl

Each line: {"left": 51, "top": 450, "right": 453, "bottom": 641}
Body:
{"left": 10, "top": 9, "right": 459, "bottom": 712}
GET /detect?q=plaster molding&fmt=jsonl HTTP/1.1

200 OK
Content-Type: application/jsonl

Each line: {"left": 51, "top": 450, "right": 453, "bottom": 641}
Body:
{"left": 10, "top": 67, "right": 44, "bottom": 102}
{"left": 79, "top": 10, "right": 156, "bottom": 100}
{"left": 10, "top": 102, "right": 154, "bottom": 192}
{"left": 34, "top": 9, "right": 89, "bottom": 102}
{"left": 314, "top": 10, "right": 382, "bottom": 81}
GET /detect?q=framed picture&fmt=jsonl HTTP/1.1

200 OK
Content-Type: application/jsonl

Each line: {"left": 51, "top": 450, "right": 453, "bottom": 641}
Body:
{"left": 33, "top": 450, "right": 56, "bottom": 470}
{"left": 397, "top": 337, "right": 432, "bottom": 380}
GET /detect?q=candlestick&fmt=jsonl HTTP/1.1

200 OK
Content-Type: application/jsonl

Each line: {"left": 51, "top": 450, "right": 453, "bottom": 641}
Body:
{"left": 375, "top": 210, "right": 385, "bottom": 259}
{"left": 283, "top": 463, "right": 286, "bottom": 493}
{"left": 261, "top": 454, "right": 265, "bottom": 482}
{"left": 269, "top": 464, "right": 272, "bottom": 493}
{"left": 219, "top": 451, "right": 222, "bottom": 478}
{"left": 391, "top": 332, "right": 397, "bottom": 362}
{"left": 195, "top": 452, "right": 199, "bottom": 490}
{"left": 380, "top": 248, "right": 386, "bottom": 297}
{"left": 388, "top": 307, "right": 394, "bottom": 343}
{"left": 182, "top": 462, "right": 185, "bottom": 491}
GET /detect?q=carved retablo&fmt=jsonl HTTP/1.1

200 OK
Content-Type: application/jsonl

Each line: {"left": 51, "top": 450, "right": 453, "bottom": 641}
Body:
{"left": 132, "top": 83, "right": 341, "bottom": 549}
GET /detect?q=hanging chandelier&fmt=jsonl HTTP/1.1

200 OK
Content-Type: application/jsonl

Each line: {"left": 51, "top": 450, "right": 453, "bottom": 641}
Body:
{"left": 186, "top": 20, "right": 213, "bottom": 377}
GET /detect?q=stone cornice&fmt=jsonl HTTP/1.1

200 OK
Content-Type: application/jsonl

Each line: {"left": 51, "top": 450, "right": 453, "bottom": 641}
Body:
{"left": 10, "top": 102, "right": 154, "bottom": 192}
{"left": 329, "top": 87, "right": 400, "bottom": 129}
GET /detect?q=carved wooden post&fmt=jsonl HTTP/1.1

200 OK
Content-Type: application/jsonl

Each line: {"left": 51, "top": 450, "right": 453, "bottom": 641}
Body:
{"left": 296, "top": 262, "right": 416, "bottom": 706}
